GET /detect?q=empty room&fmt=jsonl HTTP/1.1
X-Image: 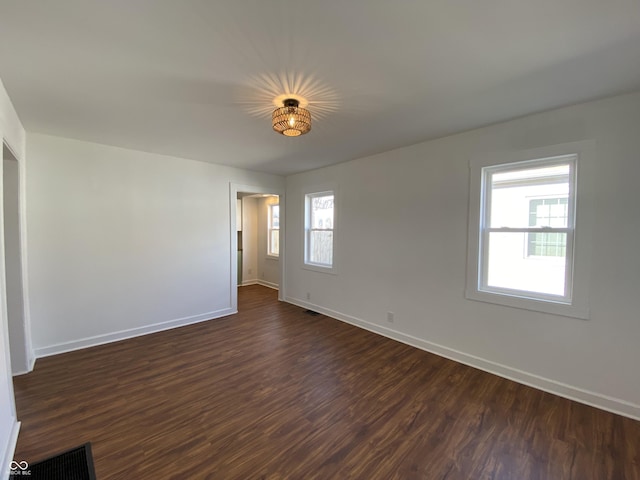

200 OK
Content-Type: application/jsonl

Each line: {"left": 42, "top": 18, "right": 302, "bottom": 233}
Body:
{"left": 0, "top": 1, "right": 639, "bottom": 479}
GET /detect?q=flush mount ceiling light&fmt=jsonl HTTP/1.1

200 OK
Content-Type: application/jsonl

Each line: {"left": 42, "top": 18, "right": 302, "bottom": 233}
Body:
{"left": 272, "top": 98, "right": 312, "bottom": 137}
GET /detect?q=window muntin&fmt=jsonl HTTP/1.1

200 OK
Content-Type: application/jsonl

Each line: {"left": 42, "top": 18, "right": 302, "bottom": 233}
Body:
{"left": 527, "top": 198, "right": 568, "bottom": 257}
{"left": 268, "top": 204, "right": 279, "bottom": 257}
{"left": 305, "top": 192, "right": 334, "bottom": 268}
{"left": 480, "top": 156, "right": 576, "bottom": 302}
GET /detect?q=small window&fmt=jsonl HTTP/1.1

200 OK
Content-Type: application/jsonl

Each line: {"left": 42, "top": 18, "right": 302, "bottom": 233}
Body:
{"left": 268, "top": 204, "right": 279, "bottom": 257}
{"left": 305, "top": 191, "right": 335, "bottom": 270}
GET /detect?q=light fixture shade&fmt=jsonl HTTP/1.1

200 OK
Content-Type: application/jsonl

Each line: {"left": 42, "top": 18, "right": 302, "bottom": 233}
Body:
{"left": 272, "top": 99, "right": 312, "bottom": 136}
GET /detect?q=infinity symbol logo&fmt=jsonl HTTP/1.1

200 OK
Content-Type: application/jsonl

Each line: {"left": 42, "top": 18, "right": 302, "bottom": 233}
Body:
{"left": 10, "top": 460, "right": 29, "bottom": 470}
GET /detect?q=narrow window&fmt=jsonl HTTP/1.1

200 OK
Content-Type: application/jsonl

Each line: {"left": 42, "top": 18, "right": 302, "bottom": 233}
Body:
{"left": 305, "top": 191, "right": 334, "bottom": 269}
{"left": 268, "top": 204, "right": 279, "bottom": 257}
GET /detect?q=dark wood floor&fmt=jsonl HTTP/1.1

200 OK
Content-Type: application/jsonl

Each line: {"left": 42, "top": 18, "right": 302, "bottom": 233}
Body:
{"left": 13, "top": 285, "right": 640, "bottom": 479}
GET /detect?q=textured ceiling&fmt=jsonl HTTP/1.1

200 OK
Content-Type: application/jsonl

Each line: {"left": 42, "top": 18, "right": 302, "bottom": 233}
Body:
{"left": 1, "top": 0, "right": 639, "bottom": 175}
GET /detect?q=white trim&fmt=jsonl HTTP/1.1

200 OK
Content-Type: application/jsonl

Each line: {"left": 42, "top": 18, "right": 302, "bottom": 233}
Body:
{"left": 12, "top": 355, "right": 36, "bottom": 377}
{"left": 284, "top": 296, "right": 640, "bottom": 421}
{"left": 465, "top": 289, "right": 589, "bottom": 319}
{"left": 300, "top": 263, "right": 337, "bottom": 275}
{"left": 239, "top": 280, "right": 279, "bottom": 290}
{"left": 15, "top": 142, "right": 34, "bottom": 372}
{"left": 18, "top": 143, "right": 35, "bottom": 372}
{"left": 11, "top": 355, "right": 34, "bottom": 377}
{"left": 0, "top": 420, "right": 20, "bottom": 480}
{"left": 0, "top": 83, "right": 26, "bottom": 480}
{"left": 479, "top": 156, "right": 576, "bottom": 304}
{"left": 34, "top": 308, "right": 235, "bottom": 358}
{"left": 257, "top": 280, "right": 279, "bottom": 290}
{"left": 2, "top": 147, "right": 34, "bottom": 375}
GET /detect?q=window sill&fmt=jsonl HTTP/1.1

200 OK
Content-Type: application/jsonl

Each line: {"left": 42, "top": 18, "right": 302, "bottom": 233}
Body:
{"left": 465, "top": 288, "right": 589, "bottom": 320}
{"left": 266, "top": 255, "right": 279, "bottom": 260}
{"left": 302, "top": 263, "right": 337, "bottom": 275}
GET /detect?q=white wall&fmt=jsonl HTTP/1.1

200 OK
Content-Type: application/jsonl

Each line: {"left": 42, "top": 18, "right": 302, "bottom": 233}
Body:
{"left": 285, "top": 91, "right": 640, "bottom": 419}
{"left": 257, "top": 196, "right": 280, "bottom": 288}
{"left": 26, "top": 133, "right": 283, "bottom": 356}
{"left": 240, "top": 196, "right": 258, "bottom": 285}
{"left": 0, "top": 78, "right": 24, "bottom": 480}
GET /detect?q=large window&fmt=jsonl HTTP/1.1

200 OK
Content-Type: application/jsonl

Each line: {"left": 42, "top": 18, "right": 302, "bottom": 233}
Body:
{"left": 479, "top": 157, "right": 576, "bottom": 301}
{"left": 304, "top": 191, "right": 335, "bottom": 270}
{"left": 268, "top": 203, "right": 279, "bottom": 257}
{"left": 466, "top": 141, "right": 594, "bottom": 319}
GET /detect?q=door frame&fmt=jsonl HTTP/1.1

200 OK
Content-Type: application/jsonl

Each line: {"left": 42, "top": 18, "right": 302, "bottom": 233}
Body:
{"left": 2, "top": 141, "right": 33, "bottom": 375}
{"left": 229, "top": 183, "right": 285, "bottom": 312}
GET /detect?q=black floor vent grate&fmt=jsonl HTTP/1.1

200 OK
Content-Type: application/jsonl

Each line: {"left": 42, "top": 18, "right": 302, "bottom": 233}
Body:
{"left": 26, "top": 443, "right": 96, "bottom": 480}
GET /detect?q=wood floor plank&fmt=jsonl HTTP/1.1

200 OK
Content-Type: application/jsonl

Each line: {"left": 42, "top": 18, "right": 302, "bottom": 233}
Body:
{"left": 12, "top": 285, "right": 640, "bottom": 479}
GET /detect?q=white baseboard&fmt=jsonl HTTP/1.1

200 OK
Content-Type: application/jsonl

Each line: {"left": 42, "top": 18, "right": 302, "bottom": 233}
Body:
{"left": 257, "top": 280, "right": 279, "bottom": 290}
{"left": 12, "top": 354, "right": 36, "bottom": 377}
{"left": 34, "top": 308, "right": 236, "bottom": 358}
{"left": 1, "top": 421, "right": 20, "bottom": 480}
{"left": 240, "top": 280, "right": 279, "bottom": 290}
{"left": 285, "top": 296, "right": 640, "bottom": 421}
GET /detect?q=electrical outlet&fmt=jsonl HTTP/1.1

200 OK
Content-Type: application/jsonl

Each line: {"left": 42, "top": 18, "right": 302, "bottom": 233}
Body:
{"left": 306, "top": 292, "right": 311, "bottom": 301}
{"left": 387, "top": 312, "right": 395, "bottom": 323}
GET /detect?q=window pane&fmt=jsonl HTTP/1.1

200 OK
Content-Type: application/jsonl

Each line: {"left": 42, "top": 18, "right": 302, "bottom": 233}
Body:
{"left": 269, "top": 230, "right": 279, "bottom": 256}
{"left": 529, "top": 197, "right": 568, "bottom": 229}
{"left": 489, "top": 164, "right": 570, "bottom": 228}
{"left": 310, "top": 195, "right": 334, "bottom": 229}
{"left": 309, "top": 231, "right": 333, "bottom": 266}
{"left": 527, "top": 232, "right": 566, "bottom": 257}
{"left": 486, "top": 232, "right": 566, "bottom": 296}
{"left": 271, "top": 205, "right": 279, "bottom": 228}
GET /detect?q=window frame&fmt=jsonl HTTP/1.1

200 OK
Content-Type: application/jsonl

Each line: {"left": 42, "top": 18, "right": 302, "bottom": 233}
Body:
{"left": 466, "top": 141, "right": 594, "bottom": 319}
{"left": 303, "top": 189, "right": 337, "bottom": 274}
{"left": 479, "top": 155, "right": 576, "bottom": 304}
{"left": 267, "top": 203, "right": 280, "bottom": 258}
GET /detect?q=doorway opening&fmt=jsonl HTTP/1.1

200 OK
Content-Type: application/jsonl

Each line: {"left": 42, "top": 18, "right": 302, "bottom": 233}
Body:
{"left": 230, "top": 184, "right": 285, "bottom": 313}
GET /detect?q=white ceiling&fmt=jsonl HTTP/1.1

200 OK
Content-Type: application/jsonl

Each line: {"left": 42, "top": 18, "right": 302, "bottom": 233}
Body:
{"left": 1, "top": 1, "right": 639, "bottom": 175}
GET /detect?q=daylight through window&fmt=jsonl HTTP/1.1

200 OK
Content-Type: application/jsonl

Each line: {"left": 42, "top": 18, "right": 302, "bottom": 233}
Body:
{"left": 479, "top": 155, "right": 576, "bottom": 302}
{"left": 268, "top": 203, "right": 279, "bottom": 257}
{"left": 305, "top": 192, "right": 334, "bottom": 269}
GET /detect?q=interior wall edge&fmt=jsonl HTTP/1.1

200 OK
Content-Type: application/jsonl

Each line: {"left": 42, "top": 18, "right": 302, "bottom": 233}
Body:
{"left": 0, "top": 420, "right": 20, "bottom": 480}
{"left": 11, "top": 355, "right": 34, "bottom": 377}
